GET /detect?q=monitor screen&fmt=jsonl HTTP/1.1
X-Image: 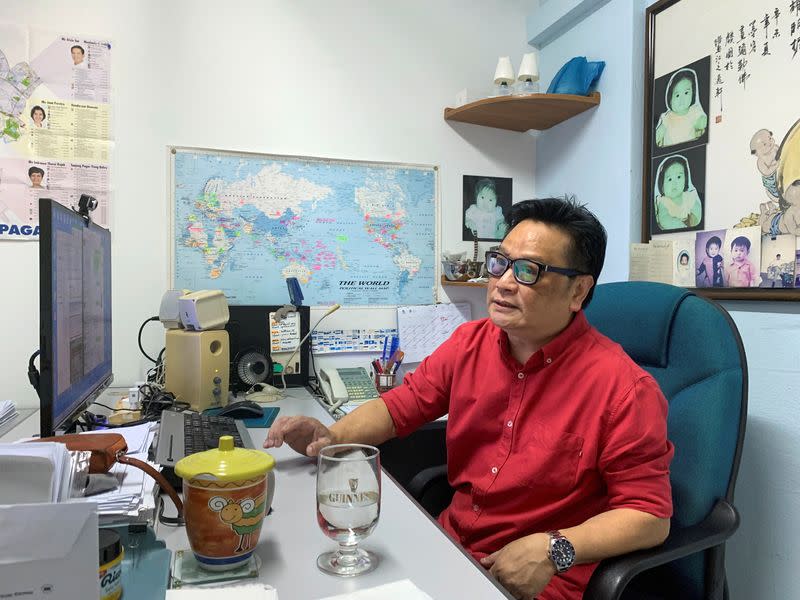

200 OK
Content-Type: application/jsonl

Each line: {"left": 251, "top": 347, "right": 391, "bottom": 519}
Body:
{"left": 38, "top": 198, "right": 112, "bottom": 437}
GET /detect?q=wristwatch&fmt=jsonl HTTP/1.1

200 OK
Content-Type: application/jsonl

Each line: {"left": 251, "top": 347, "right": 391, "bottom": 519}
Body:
{"left": 546, "top": 530, "right": 576, "bottom": 573}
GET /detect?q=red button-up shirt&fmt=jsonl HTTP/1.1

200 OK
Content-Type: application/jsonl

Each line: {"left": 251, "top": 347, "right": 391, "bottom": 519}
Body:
{"left": 383, "top": 311, "right": 674, "bottom": 600}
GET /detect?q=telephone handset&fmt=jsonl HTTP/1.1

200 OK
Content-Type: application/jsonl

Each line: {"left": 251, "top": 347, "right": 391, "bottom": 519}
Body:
{"left": 318, "top": 367, "right": 381, "bottom": 413}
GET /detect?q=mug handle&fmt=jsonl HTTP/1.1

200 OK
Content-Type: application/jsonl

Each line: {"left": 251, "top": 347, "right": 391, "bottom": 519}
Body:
{"left": 265, "top": 470, "right": 276, "bottom": 515}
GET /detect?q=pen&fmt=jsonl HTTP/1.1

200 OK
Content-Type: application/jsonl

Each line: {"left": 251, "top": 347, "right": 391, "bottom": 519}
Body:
{"left": 372, "top": 358, "right": 383, "bottom": 374}
{"left": 381, "top": 336, "right": 389, "bottom": 363}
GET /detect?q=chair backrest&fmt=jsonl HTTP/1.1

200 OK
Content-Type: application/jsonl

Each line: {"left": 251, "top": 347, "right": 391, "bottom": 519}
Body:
{"left": 584, "top": 281, "right": 747, "bottom": 598}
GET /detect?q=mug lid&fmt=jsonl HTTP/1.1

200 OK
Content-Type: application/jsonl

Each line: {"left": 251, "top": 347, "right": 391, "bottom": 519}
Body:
{"left": 174, "top": 436, "right": 275, "bottom": 482}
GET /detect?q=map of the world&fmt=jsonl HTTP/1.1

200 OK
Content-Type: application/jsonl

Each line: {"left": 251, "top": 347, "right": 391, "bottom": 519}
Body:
{"left": 171, "top": 148, "right": 437, "bottom": 306}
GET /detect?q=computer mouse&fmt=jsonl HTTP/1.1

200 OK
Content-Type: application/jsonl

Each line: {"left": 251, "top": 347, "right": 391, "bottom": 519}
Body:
{"left": 217, "top": 400, "right": 265, "bottom": 420}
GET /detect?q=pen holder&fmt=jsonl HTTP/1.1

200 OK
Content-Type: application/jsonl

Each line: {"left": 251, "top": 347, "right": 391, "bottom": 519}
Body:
{"left": 375, "top": 372, "right": 396, "bottom": 393}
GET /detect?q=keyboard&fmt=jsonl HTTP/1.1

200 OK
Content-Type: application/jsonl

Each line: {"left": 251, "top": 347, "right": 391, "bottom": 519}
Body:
{"left": 154, "top": 410, "right": 255, "bottom": 468}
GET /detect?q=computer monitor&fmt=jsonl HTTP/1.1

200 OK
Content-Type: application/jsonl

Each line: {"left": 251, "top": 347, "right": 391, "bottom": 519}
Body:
{"left": 38, "top": 198, "right": 113, "bottom": 437}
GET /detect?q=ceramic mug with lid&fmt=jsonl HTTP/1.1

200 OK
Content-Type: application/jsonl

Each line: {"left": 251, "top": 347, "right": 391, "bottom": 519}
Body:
{"left": 175, "top": 436, "right": 276, "bottom": 571}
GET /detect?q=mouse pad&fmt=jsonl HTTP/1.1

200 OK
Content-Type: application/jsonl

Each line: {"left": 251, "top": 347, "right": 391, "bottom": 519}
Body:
{"left": 202, "top": 406, "right": 280, "bottom": 428}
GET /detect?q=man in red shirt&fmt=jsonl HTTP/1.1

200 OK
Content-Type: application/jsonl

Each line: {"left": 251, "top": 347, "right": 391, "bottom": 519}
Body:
{"left": 265, "top": 197, "right": 674, "bottom": 600}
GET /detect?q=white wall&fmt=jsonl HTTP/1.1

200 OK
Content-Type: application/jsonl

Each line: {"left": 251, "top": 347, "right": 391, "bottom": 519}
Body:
{"left": 0, "top": 0, "right": 537, "bottom": 408}
{"left": 532, "top": 0, "right": 800, "bottom": 597}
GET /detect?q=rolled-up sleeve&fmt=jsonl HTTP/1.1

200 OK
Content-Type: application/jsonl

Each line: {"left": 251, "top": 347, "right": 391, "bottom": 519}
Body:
{"left": 381, "top": 327, "right": 462, "bottom": 437}
{"left": 599, "top": 375, "right": 674, "bottom": 518}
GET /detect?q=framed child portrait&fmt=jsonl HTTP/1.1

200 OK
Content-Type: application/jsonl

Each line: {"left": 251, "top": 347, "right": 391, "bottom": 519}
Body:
{"left": 643, "top": 0, "right": 800, "bottom": 300}
{"left": 462, "top": 175, "right": 512, "bottom": 242}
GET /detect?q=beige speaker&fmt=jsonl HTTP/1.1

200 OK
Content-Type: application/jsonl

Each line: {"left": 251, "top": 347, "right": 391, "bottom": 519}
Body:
{"left": 165, "top": 329, "right": 230, "bottom": 411}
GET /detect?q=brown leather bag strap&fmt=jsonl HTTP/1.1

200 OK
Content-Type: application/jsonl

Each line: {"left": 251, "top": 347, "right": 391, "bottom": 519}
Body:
{"left": 116, "top": 454, "right": 184, "bottom": 519}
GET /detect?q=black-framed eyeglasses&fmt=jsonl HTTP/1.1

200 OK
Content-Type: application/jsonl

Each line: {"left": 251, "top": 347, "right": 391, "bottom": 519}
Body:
{"left": 485, "top": 250, "right": 589, "bottom": 286}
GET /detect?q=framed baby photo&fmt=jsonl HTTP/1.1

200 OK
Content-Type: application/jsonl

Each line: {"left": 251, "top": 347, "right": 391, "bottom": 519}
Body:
{"left": 650, "top": 56, "right": 710, "bottom": 159}
{"left": 644, "top": 0, "right": 800, "bottom": 300}
{"left": 462, "top": 175, "right": 512, "bottom": 242}
{"left": 649, "top": 145, "right": 706, "bottom": 235}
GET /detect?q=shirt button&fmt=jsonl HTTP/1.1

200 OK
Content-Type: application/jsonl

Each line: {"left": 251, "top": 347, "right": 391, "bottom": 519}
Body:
{"left": 507, "top": 420, "right": 513, "bottom": 428}
{"left": 517, "top": 372, "right": 524, "bottom": 379}
{"left": 491, "top": 467, "right": 498, "bottom": 474}
{"left": 473, "top": 504, "right": 480, "bottom": 512}
{"left": 546, "top": 357, "right": 552, "bottom": 364}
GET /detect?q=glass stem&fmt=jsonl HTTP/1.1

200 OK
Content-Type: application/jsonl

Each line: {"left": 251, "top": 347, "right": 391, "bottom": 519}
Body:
{"left": 337, "top": 543, "right": 359, "bottom": 566}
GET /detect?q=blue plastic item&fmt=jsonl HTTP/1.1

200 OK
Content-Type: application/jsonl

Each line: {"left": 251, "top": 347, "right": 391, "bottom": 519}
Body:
{"left": 286, "top": 277, "right": 304, "bottom": 306}
{"left": 546, "top": 56, "right": 605, "bottom": 95}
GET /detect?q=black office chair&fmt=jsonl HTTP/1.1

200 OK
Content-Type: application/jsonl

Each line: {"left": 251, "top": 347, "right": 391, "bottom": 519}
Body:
{"left": 392, "top": 282, "right": 748, "bottom": 600}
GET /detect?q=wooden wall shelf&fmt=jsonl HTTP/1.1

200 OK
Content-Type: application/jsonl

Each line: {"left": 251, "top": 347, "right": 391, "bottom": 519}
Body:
{"left": 444, "top": 92, "right": 601, "bottom": 132}
{"left": 441, "top": 276, "right": 487, "bottom": 288}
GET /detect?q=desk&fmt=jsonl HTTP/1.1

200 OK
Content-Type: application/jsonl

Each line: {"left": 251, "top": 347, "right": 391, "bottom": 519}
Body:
{"left": 1, "top": 390, "right": 512, "bottom": 599}
{"left": 158, "top": 387, "right": 512, "bottom": 599}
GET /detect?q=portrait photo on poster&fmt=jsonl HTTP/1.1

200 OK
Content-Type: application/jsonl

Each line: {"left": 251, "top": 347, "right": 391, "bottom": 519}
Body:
{"left": 652, "top": 56, "right": 710, "bottom": 157}
{"left": 695, "top": 229, "right": 727, "bottom": 288}
{"left": 651, "top": 145, "right": 706, "bottom": 234}
{"left": 462, "top": 175, "right": 511, "bottom": 242}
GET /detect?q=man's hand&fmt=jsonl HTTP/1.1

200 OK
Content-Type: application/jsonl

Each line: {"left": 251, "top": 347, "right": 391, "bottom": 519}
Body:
{"left": 480, "top": 533, "right": 556, "bottom": 600}
{"left": 263, "top": 416, "right": 336, "bottom": 457}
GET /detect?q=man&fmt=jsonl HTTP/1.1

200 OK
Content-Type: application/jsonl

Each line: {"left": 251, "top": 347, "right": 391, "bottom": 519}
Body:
{"left": 71, "top": 44, "right": 86, "bottom": 67}
{"left": 266, "top": 198, "right": 674, "bottom": 600}
{"left": 28, "top": 166, "right": 45, "bottom": 189}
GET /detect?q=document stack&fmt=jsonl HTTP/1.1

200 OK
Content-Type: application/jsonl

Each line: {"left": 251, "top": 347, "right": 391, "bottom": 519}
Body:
{"left": 84, "top": 422, "right": 162, "bottom": 525}
{"left": 0, "top": 441, "right": 75, "bottom": 504}
{"left": 0, "top": 400, "right": 17, "bottom": 428}
{"left": 0, "top": 422, "right": 162, "bottom": 524}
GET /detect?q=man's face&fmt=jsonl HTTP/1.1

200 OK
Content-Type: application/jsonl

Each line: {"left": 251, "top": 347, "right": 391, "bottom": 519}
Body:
{"left": 662, "top": 162, "right": 686, "bottom": 199}
{"left": 476, "top": 187, "right": 497, "bottom": 211}
{"left": 487, "top": 220, "right": 590, "bottom": 341}
{"left": 29, "top": 172, "right": 43, "bottom": 188}
{"left": 71, "top": 48, "right": 84, "bottom": 65}
{"left": 670, "top": 77, "right": 693, "bottom": 114}
{"left": 707, "top": 243, "right": 720, "bottom": 257}
{"left": 731, "top": 245, "right": 748, "bottom": 262}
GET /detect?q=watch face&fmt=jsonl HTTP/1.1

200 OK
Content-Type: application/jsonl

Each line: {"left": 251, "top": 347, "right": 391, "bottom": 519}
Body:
{"left": 551, "top": 538, "right": 575, "bottom": 571}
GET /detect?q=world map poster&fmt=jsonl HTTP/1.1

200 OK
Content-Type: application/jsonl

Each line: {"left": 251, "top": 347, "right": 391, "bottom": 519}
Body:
{"left": 170, "top": 147, "right": 438, "bottom": 306}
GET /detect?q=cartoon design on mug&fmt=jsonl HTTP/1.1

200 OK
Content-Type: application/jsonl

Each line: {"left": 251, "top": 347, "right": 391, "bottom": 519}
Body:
{"left": 209, "top": 493, "right": 266, "bottom": 553}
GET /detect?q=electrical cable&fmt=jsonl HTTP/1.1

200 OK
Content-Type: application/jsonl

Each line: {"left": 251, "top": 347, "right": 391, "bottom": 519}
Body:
{"left": 279, "top": 304, "right": 341, "bottom": 390}
{"left": 138, "top": 316, "right": 160, "bottom": 363}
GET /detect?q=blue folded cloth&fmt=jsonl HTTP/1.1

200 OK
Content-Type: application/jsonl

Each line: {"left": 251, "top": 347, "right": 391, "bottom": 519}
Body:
{"left": 546, "top": 56, "right": 605, "bottom": 95}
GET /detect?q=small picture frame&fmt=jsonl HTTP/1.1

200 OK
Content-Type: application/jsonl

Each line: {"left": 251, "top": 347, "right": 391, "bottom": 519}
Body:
{"left": 462, "top": 175, "right": 512, "bottom": 242}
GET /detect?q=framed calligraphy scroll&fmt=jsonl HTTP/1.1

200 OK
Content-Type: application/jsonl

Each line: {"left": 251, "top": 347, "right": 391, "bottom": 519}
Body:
{"left": 644, "top": 0, "right": 800, "bottom": 300}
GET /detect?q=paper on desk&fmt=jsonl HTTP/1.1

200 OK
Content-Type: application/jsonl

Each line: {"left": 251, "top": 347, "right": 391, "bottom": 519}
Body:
{"left": 397, "top": 303, "right": 471, "bottom": 363}
{"left": 84, "top": 421, "right": 157, "bottom": 454}
{"left": 317, "top": 579, "right": 434, "bottom": 600}
{"left": 166, "top": 584, "right": 277, "bottom": 598}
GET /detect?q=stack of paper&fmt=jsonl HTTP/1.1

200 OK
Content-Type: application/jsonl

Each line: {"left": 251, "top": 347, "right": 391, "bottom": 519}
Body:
{"left": 0, "top": 441, "right": 73, "bottom": 503}
{"left": 82, "top": 422, "right": 161, "bottom": 524}
{"left": 0, "top": 400, "right": 17, "bottom": 427}
{"left": 166, "top": 584, "right": 278, "bottom": 599}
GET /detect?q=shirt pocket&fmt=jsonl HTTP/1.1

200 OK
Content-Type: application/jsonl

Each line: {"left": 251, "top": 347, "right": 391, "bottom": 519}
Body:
{"left": 508, "top": 420, "right": 584, "bottom": 492}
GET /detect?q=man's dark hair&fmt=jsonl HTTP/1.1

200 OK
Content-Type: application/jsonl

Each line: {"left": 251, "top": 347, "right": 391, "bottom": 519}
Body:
{"left": 28, "top": 166, "right": 44, "bottom": 177}
{"left": 730, "top": 236, "right": 751, "bottom": 251}
{"left": 507, "top": 197, "right": 606, "bottom": 308}
{"left": 71, "top": 45, "right": 85, "bottom": 55}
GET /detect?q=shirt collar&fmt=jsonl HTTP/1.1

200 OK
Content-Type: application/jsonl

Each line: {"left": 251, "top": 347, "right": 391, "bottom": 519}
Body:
{"left": 495, "top": 310, "right": 591, "bottom": 368}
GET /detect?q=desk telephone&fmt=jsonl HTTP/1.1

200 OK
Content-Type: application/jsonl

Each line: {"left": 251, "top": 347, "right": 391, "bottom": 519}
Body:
{"left": 319, "top": 367, "right": 381, "bottom": 412}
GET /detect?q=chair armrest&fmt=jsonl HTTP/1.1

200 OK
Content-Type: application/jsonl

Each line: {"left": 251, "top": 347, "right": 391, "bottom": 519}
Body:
{"left": 407, "top": 464, "right": 448, "bottom": 500}
{"left": 583, "top": 499, "right": 740, "bottom": 600}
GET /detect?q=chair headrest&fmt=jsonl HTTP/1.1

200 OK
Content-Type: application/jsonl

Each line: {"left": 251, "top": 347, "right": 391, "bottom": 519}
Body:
{"left": 585, "top": 282, "right": 693, "bottom": 368}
